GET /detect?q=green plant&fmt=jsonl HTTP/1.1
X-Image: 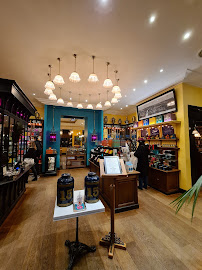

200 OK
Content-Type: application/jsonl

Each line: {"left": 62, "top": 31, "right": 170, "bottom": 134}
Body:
{"left": 170, "top": 175, "right": 202, "bottom": 221}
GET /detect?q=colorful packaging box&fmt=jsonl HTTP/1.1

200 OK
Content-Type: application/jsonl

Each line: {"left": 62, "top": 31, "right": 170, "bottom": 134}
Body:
{"left": 164, "top": 113, "right": 176, "bottom": 122}
{"left": 156, "top": 115, "right": 164, "bottom": 123}
{"left": 138, "top": 120, "right": 143, "bottom": 127}
{"left": 133, "top": 122, "right": 138, "bottom": 128}
{"left": 149, "top": 117, "right": 156, "bottom": 125}
{"left": 143, "top": 119, "right": 149, "bottom": 126}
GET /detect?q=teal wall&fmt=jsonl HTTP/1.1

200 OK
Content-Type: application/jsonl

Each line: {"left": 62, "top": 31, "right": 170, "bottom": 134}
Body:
{"left": 43, "top": 105, "right": 103, "bottom": 171}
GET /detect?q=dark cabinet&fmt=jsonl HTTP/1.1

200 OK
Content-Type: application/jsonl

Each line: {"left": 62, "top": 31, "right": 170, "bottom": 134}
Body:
{"left": 148, "top": 167, "right": 179, "bottom": 194}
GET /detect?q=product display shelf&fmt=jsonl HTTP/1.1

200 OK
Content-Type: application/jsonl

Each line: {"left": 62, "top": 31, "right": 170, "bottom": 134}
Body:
{"left": 66, "top": 153, "right": 86, "bottom": 169}
{"left": 133, "top": 120, "right": 181, "bottom": 130}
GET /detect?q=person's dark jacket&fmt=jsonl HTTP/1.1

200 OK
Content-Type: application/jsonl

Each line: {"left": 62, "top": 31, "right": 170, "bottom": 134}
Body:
{"left": 35, "top": 139, "right": 42, "bottom": 157}
{"left": 134, "top": 143, "right": 150, "bottom": 176}
{"left": 24, "top": 148, "right": 38, "bottom": 163}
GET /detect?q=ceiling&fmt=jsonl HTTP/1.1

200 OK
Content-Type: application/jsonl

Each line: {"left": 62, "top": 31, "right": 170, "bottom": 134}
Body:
{"left": 60, "top": 118, "right": 85, "bottom": 130}
{"left": 0, "top": 0, "right": 202, "bottom": 115}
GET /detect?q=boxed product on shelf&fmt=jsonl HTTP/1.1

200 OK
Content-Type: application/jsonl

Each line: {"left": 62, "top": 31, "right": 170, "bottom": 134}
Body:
{"left": 156, "top": 115, "right": 164, "bottom": 123}
{"left": 149, "top": 117, "right": 156, "bottom": 125}
{"left": 133, "top": 122, "right": 138, "bottom": 128}
{"left": 138, "top": 120, "right": 143, "bottom": 127}
{"left": 164, "top": 113, "right": 176, "bottom": 122}
{"left": 143, "top": 119, "right": 149, "bottom": 126}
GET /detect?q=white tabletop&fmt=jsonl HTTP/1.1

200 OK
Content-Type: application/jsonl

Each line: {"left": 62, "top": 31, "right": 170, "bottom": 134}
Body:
{"left": 53, "top": 190, "right": 105, "bottom": 221}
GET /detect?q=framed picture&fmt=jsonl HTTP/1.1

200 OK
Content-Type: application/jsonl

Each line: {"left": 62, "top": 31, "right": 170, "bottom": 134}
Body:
{"left": 136, "top": 89, "right": 177, "bottom": 121}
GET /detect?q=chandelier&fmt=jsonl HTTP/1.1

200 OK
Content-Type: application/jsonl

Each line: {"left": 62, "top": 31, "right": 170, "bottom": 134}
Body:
{"left": 45, "top": 65, "right": 55, "bottom": 91}
{"left": 96, "top": 93, "right": 102, "bottom": 109}
{"left": 111, "top": 97, "right": 118, "bottom": 103}
{"left": 87, "top": 94, "right": 93, "bottom": 109}
{"left": 104, "top": 90, "right": 111, "bottom": 107}
{"left": 112, "top": 70, "right": 121, "bottom": 93}
{"left": 77, "top": 94, "right": 83, "bottom": 109}
{"left": 67, "top": 91, "right": 73, "bottom": 107}
{"left": 53, "top": 58, "right": 65, "bottom": 85}
{"left": 69, "top": 54, "right": 81, "bottom": 83}
{"left": 103, "top": 62, "right": 113, "bottom": 88}
{"left": 88, "top": 55, "right": 99, "bottom": 83}
{"left": 49, "top": 92, "right": 57, "bottom": 100}
{"left": 57, "top": 87, "right": 64, "bottom": 105}
{"left": 44, "top": 88, "right": 53, "bottom": 95}
{"left": 115, "top": 91, "right": 122, "bottom": 99}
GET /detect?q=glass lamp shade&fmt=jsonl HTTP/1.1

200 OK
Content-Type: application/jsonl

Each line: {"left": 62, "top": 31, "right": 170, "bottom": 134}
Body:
{"left": 77, "top": 103, "right": 83, "bottom": 109}
{"left": 57, "top": 98, "right": 64, "bottom": 105}
{"left": 50, "top": 132, "right": 56, "bottom": 142}
{"left": 53, "top": 74, "right": 65, "bottom": 85}
{"left": 112, "top": 85, "right": 121, "bottom": 94}
{"left": 69, "top": 72, "right": 81, "bottom": 83}
{"left": 104, "top": 100, "right": 111, "bottom": 107}
{"left": 115, "top": 92, "right": 122, "bottom": 99}
{"left": 194, "top": 132, "right": 201, "bottom": 138}
{"left": 45, "top": 80, "right": 55, "bottom": 90}
{"left": 44, "top": 88, "right": 53, "bottom": 95}
{"left": 67, "top": 101, "right": 73, "bottom": 107}
{"left": 88, "top": 73, "right": 99, "bottom": 83}
{"left": 111, "top": 97, "right": 118, "bottom": 104}
{"left": 87, "top": 104, "right": 93, "bottom": 109}
{"left": 103, "top": 78, "right": 113, "bottom": 88}
{"left": 96, "top": 102, "right": 102, "bottom": 109}
{"left": 49, "top": 93, "right": 57, "bottom": 100}
{"left": 192, "top": 129, "right": 198, "bottom": 135}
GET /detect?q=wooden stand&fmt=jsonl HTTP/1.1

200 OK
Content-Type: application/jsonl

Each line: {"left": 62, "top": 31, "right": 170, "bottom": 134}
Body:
{"left": 100, "top": 184, "right": 126, "bottom": 259}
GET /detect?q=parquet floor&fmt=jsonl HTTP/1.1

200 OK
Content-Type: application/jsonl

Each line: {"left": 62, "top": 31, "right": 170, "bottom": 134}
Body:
{"left": 0, "top": 168, "right": 202, "bottom": 270}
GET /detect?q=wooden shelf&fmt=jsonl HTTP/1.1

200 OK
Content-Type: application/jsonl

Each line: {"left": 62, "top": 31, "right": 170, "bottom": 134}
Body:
{"left": 145, "top": 138, "right": 178, "bottom": 141}
{"left": 133, "top": 120, "right": 181, "bottom": 130}
{"left": 149, "top": 167, "right": 180, "bottom": 173}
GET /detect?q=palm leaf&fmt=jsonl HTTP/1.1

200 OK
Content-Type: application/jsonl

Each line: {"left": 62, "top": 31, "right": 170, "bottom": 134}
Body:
{"left": 170, "top": 175, "right": 202, "bottom": 221}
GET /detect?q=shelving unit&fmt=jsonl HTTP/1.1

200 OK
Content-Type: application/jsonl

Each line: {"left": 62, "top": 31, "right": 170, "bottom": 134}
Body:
{"left": 132, "top": 120, "right": 181, "bottom": 130}
{"left": 66, "top": 153, "right": 86, "bottom": 168}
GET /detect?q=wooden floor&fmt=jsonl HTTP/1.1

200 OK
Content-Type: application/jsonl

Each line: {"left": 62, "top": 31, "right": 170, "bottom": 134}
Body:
{"left": 0, "top": 168, "right": 202, "bottom": 270}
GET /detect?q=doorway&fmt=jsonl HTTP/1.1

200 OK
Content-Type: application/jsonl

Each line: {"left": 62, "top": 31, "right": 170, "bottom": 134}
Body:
{"left": 60, "top": 117, "right": 86, "bottom": 169}
{"left": 188, "top": 105, "right": 202, "bottom": 185}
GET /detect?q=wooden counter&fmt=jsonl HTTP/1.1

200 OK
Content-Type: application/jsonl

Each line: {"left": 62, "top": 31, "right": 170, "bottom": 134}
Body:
{"left": 90, "top": 159, "right": 140, "bottom": 213}
{"left": 0, "top": 164, "right": 33, "bottom": 226}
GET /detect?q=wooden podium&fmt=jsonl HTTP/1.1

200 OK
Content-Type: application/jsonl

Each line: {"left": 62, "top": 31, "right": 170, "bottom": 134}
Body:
{"left": 99, "top": 159, "right": 139, "bottom": 213}
{"left": 100, "top": 184, "right": 126, "bottom": 258}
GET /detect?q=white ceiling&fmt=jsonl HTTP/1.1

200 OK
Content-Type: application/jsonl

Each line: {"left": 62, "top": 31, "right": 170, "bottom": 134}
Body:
{"left": 61, "top": 118, "right": 85, "bottom": 130}
{"left": 0, "top": 0, "right": 202, "bottom": 115}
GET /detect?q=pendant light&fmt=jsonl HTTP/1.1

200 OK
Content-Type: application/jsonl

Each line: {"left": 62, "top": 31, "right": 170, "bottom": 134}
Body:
{"left": 53, "top": 58, "right": 65, "bottom": 85}
{"left": 49, "top": 92, "right": 57, "bottom": 100}
{"left": 111, "top": 96, "right": 118, "bottom": 104}
{"left": 77, "top": 94, "right": 83, "bottom": 109}
{"left": 103, "top": 62, "right": 113, "bottom": 88}
{"left": 87, "top": 94, "right": 93, "bottom": 109}
{"left": 112, "top": 71, "right": 121, "bottom": 93}
{"left": 88, "top": 56, "right": 99, "bottom": 83}
{"left": 57, "top": 87, "right": 64, "bottom": 105}
{"left": 45, "top": 65, "right": 55, "bottom": 90}
{"left": 69, "top": 54, "right": 81, "bottom": 83}
{"left": 44, "top": 88, "right": 53, "bottom": 95}
{"left": 104, "top": 90, "right": 111, "bottom": 107}
{"left": 96, "top": 93, "right": 102, "bottom": 109}
{"left": 67, "top": 91, "right": 73, "bottom": 107}
{"left": 115, "top": 91, "right": 122, "bottom": 99}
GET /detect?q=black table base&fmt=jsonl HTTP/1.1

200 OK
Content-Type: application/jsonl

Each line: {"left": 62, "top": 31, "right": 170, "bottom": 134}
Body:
{"left": 65, "top": 217, "right": 96, "bottom": 270}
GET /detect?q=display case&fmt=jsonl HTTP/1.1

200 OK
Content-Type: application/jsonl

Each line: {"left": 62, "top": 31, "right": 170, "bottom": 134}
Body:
{"left": 0, "top": 78, "right": 36, "bottom": 225}
{"left": 28, "top": 119, "right": 44, "bottom": 173}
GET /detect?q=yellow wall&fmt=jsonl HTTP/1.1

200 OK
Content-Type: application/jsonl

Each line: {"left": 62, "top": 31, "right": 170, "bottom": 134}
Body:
{"left": 127, "top": 112, "right": 137, "bottom": 123}
{"left": 103, "top": 113, "right": 127, "bottom": 125}
{"left": 72, "top": 130, "right": 83, "bottom": 147}
{"left": 30, "top": 105, "right": 45, "bottom": 119}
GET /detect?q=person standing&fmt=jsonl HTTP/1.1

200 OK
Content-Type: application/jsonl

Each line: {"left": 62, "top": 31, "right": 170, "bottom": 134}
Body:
{"left": 24, "top": 142, "right": 38, "bottom": 181}
{"left": 34, "top": 136, "right": 42, "bottom": 175}
{"left": 134, "top": 139, "right": 150, "bottom": 190}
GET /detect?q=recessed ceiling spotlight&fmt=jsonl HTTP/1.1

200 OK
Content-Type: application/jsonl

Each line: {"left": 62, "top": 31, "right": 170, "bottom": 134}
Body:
{"left": 160, "top": 69, "right": 164, "bottom": 73}
{"left": 133, "top": 88, "right": 136, "bottom": 91}
{"left": 120, "top": 108, "right": 122, "bottom": 110}
{"left": 70, "top": 97, "right": 72, "bottom": 100}
{"left": 85, "top": 100, "right": 88, "bottom": 102}
{"left": 126, "top": 105, "right": 128, "bottom": 107}
{"left": 149, "top": 15, "right": 156, "bottom": 24}
{"left": 183, "top": 31, "right": 192, "bottom": 40}
{"left": 144, "top": 79, "right": 148, "bottom": 84}
{"left": 125, "top": 95, "right": 127, "bottom": 97}
{"left": 33, "top": 93, "right": 35, "bottom": 96}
